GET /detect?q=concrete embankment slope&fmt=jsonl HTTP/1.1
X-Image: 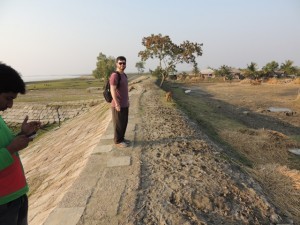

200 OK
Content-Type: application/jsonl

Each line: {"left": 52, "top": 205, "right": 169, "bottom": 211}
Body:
{"left": 23, "top": 77, "right": 145, "bottom": 225}
{"left": 1, "top": 100, "right": 101, "bottom": 126}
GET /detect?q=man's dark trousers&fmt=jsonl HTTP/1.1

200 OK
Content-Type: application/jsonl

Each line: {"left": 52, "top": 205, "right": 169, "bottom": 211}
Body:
{"left": 0, "top": 195, "right": 28, "bottom": 225}
{"left": 112, "top": 107, "right": 128, "bottom": 144}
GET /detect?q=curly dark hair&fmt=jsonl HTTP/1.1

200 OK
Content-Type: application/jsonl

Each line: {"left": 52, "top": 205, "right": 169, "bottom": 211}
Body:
{"left": 0, "top": 63, "right": 26, "bottom": 94}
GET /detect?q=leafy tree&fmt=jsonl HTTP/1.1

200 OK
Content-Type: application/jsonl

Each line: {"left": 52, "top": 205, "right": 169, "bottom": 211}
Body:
{"left": 296, "top": 67, "right": 300, "bottom": 77}
{"left": 262, "top": 61, "right": 279, "bottom": 77}
{"left": 135, "top": 61, "right": 145, "bottom": 74}
{"left": 150, "top": 66, "right": 164, "bottom": 78}
{"left": 245, "top": 62, "right": 260, "bottom": 79}
{"left": 138, "top": 33, "right": 203, "bottom": 86}
{"left": 280, "top": 60, "right": 297, "bottom": 75}
{"left": 192, "top": 63, "right": 200, "bottom": 75}
{"left": 92, "top": 52, "right": 115, "bottom": 80}
{"left": 215, "top": 65, "right": 231, "bottom": 79}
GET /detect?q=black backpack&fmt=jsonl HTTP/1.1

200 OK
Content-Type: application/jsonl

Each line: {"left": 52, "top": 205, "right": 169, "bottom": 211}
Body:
{"left": 103, "top": 71, "right": 126, "bottom": 103}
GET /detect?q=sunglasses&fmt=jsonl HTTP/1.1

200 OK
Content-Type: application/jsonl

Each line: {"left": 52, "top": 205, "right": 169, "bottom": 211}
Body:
{"left": 118, "top": 62, "right": 126, "bottom": 65}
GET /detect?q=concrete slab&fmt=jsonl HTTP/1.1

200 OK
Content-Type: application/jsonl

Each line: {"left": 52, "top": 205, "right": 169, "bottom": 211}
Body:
{"left": 127, "top": 124, "right": 136, "bottom": 132}
{"left": 100, "top": 134, "right": 114, "bottom": 140}
{"left": 98, "top": 139, "right": 114, "bottom": 146}
{"left": 77, "top": 156, "right": 107, "bottom": 176}
{"left": 43, "top": 207, "right": 85, "bottom": 225}
{"left": 107, "top": 156, "right": 131, "bottom": 167}
{"left": 78, "top": 218, "right": 118, "bottom": 225}
{"left": 106, "top": 123, "right": 114, "bottom": 130}
{"left": 79, "top": 182, "right": 125, "bottom": 222}
{"left": 58, "top": 189, "right": 92, "bottom": 208}
{"left": 93, "top": 144, "right": 113, "bottom": 154}
{"left": 128, "top": 115, "right": 135, "bottom": 119}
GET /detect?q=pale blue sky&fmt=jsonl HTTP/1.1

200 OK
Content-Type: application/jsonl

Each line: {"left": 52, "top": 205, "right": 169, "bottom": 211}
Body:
{"left": 0, "top": 0, "right": 299, "bottom": 80}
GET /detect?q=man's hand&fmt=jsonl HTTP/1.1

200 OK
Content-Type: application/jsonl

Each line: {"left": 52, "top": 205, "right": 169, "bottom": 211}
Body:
{"left": 6, "top": 135, "right": 32, "bottom": 154}
{"left": 20, "top": 116, "right": 41, "bottom": 136}
{"left": 115, "top": 105, "right": 121, "bottom": 112}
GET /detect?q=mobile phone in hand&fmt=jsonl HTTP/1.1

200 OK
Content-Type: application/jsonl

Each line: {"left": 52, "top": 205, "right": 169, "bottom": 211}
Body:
{"left": 27, "top": 131, "right": 37, "bottom": 139}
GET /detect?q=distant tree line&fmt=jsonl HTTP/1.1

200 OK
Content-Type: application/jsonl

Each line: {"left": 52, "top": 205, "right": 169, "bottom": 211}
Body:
{"left": 213, "top": 60, "right": 299, "bottom": 81}
{"left": 92, "top": 34, "right": 299, "bottom": 86}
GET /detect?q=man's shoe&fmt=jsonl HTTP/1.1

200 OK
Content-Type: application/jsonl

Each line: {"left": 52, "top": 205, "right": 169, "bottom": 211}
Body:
{"left": 116, "top": 142, "right": 128, "bottom": 148}
{"left": 124, "top": 139, "right": 131, "bottom": 144}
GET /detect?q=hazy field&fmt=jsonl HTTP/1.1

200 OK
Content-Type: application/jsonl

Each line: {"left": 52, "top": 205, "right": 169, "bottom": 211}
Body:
{"left": 162, "top": 78, "right": 300, "bottom": 222}
{"left": 17, "top": 76, "right": 102, "bottom": 103}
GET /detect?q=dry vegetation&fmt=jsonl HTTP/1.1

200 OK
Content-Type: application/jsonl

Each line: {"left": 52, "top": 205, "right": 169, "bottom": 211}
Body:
{"left": 161, "top": 77, "right": 300, "bottom": 224}
{"left": 18, "top": 77, "right": 101, "bottom": 103}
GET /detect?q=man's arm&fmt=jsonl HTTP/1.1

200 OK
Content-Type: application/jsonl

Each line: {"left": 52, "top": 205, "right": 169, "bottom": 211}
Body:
{"left": 0, "top": 135, "right": 31, "bottom": 170}
{"left": 110, "top": 84, "right": 121, "bottom": 112}
{"left": 6, "top": 135, "right": 31, "bottom": 155}
{"left": 0, "top": 117, "right": 34, "bottom": 170}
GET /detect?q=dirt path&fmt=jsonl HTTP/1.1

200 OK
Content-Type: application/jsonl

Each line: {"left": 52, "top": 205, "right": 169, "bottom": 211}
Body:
{"left": 133, "top": 78, "right": 291, "bottom": 225}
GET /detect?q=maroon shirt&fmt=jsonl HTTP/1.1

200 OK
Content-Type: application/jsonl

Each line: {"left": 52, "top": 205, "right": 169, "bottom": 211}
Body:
{"left": 109, "top": 72, "right": 129, "bottom": 108}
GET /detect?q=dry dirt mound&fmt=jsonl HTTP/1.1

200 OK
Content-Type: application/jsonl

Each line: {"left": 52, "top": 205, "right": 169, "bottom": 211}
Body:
{"left": 220, "top": 128, "right": 300, "bottom": 222}
{"left": 293, "top": 78, "right": 300, "bottom": 84}
{"left": 133, "top": 80, "right": 290, "bottom": 225}
{"left": 253, "top": 164, "right": 300, "bottom": 222}
{"left": 220, "top": 128, "right": 298, "bottom": 166}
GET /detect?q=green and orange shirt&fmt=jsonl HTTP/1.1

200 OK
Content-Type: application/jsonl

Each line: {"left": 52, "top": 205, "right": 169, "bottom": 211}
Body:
{"left": 0, "top": 116, "right": 28, "bottom": 205}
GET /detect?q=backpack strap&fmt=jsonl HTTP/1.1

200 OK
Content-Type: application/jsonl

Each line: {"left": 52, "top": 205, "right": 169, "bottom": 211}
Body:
{"left": 114, "top": 71, "right": 127, "bottom": 88}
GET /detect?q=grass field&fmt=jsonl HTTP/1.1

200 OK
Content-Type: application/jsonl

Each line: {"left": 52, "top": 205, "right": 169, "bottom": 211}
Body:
{"left": 163, "top": 79, "right": 300, "bottom": 167}
{"left": 17, "top": 76, "right": 103, "bottom": 103}
{"left": 161, "top": 78, "right": 300, "bottom": 221}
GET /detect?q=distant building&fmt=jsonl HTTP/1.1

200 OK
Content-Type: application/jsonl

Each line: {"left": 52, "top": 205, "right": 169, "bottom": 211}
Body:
{"left": 229, "top": 68, "right": 244, "bottom": 79}
{"left": 200, "top": 69, "right": 215, "bottom": 78}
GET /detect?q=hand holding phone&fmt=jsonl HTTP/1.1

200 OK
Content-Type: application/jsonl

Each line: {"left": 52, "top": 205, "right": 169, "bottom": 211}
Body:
{"left": 27, "top": 131, "right": 37, "bottom": 139}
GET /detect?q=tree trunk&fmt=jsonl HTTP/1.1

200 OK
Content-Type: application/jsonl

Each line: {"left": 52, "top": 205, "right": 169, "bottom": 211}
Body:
{"left": 160, "top": 76, "right": 165, "bottom": 87}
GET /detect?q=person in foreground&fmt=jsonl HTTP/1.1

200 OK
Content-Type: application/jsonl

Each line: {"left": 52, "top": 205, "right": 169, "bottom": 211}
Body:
{"left": 110, "top": 56, "right": 130, "bottom": 148}
{"left": 0, "top": 63, "right": 41, "bottom": 225}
